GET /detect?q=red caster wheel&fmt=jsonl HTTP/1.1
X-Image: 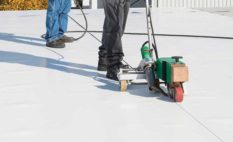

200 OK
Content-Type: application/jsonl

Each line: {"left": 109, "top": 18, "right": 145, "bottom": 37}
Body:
{"left": 174, "top": 86, "right": 183, "bottom": 102}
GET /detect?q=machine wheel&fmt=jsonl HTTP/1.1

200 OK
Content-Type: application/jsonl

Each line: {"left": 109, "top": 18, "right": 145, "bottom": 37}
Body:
{"left": 120, "top": 80, "right": 127, "bottom": 92}
{"left": 167, "top": 84, "right": 184, "bottom": 102}
{"left": 174, "top": 86, "right": 184, "bottom": 102}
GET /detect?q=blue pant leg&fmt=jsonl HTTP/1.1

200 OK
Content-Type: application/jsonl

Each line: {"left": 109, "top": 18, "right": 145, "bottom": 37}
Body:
{"left": 45, "top": 0, "right": 62, "bottom": 42}
{"left": 58, "top": 0, "right": 71, "bottom": 35}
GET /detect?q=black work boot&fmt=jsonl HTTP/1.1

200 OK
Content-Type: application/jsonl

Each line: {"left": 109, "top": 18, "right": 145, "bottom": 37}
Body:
{"left": 97, "top": 58, "right": 107, "bottom": 71}
{"left": 46, "top": 39, "right": 65, "bottom": 48}
{"left": 60, "top": 35, "right": 75, "bottom": 43}
{"left": 106, "top": 64, "right": 120, "bottom": 81}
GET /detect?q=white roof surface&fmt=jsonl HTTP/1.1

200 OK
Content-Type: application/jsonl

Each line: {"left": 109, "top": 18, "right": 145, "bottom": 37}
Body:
{"left": 0, "top": 8, "right": 233, "bottom": 142}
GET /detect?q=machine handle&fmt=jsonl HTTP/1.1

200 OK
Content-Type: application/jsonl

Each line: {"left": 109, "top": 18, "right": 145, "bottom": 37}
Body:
{"left": 172, "top": 56, "right": 183, "bottom": 62}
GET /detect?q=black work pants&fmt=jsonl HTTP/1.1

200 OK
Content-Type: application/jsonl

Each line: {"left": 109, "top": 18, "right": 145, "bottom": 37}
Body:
{"left": 98, "top": 0, "right": 130, "bottom": 67}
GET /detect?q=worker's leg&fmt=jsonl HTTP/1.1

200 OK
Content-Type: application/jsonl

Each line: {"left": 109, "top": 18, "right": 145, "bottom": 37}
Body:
{"left": 97, "top": 0, "right": 112, "bottom": 71}
{"left": 105, "top": 0, "right": 130, "bottom": 80}
{"left": 58, "top": 0, "right": 71, "bottom": 35}
{"left": 98, "top": 0, "right": 130, "bottom": 73}
{"left": 45, "top": 0, "right": 62, "bottom": 42}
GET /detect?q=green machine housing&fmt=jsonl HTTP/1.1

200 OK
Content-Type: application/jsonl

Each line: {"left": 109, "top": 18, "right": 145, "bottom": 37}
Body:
{"left": 155, "top": 57, "right": 189, "bottom": 84}
{"left": 141, "top": 45, "right": 189, "bottom": 85}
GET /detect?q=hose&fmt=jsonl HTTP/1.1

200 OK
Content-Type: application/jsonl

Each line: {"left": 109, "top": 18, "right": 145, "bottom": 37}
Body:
{"left": 67, "top": 30, "right": 233, "bottom": 40}
{"left": 69, "top": 2, "right": 88, "bottom": 41}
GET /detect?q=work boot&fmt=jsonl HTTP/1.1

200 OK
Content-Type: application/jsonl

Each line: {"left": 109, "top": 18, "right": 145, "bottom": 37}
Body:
{"left": 46, "top": 39, "right": 65, "bottom": 48}
{"left": 106, "top": 64, "right": 120, "bottom": 81}
{"left": 97, "top": 58, "right": 107, "bottom": 71}
{"left": 60, "top": 35, "right": 75, "bottom": 43}
{"left": 98, "top": 63, "right": 107, "bottom": 71}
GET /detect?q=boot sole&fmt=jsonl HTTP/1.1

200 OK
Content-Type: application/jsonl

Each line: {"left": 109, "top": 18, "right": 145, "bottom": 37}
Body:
{"left": 46, "top": 45, "right": 65, "bottom": 48}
